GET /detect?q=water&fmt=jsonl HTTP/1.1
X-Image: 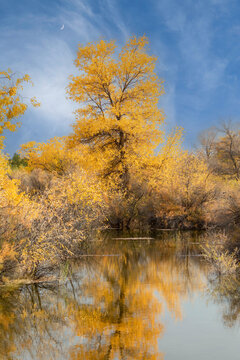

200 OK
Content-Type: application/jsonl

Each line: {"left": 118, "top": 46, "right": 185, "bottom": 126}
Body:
{"left": 1, "top": 231, "right": 240, "bottom": 359}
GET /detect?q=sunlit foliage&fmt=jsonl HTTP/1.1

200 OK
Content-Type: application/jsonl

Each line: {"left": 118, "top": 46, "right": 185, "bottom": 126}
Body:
{"left": 0, "top": 69, "right": 39, "bottom": 143}
{"left": 66, "top": 36, "right": 182, "bottom": 188}
{"left": 19, "top": 137, "right": 71, "bottom": 175}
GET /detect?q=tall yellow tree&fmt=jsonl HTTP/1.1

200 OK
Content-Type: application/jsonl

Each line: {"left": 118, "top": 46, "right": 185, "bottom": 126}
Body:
{"left": 67, "top": 36, "right": 166, "bottom": 188}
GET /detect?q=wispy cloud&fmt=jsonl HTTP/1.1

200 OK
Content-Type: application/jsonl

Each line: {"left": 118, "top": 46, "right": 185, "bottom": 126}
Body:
{"left": 155, "top": 0, "right": 228, "bottom": 93}
{"left": 1, "top": 0, "right": 131, "bottom": 152}
{"left": 1, "top": 0, "right": 240, "bottom": 152}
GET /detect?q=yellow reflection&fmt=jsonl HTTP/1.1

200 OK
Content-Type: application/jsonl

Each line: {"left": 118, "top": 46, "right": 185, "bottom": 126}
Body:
{"left": 0, "top": 235, "right": 207, "bottom": 359}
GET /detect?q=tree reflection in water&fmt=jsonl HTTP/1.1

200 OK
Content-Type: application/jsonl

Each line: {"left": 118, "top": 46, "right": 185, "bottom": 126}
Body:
{"left": 207, "top": 275, "right": 240, "bottom": 328}
{"left": 0, "top": 232, "right": 211, "bottom": 359}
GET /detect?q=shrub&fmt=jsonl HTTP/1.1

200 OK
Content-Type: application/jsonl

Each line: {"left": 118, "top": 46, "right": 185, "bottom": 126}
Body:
{"left": 201, "top": 231, "right": 239, "bottom": 275}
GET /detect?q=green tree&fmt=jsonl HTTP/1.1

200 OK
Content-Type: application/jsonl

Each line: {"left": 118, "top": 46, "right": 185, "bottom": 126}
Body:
{"left": 9, "top": 153, "right": 28, "bottom": 169}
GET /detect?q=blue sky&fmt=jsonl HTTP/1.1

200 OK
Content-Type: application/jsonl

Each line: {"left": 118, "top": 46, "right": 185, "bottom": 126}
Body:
{"left": 1, "top": 0, "right": 240, "bottom": 154}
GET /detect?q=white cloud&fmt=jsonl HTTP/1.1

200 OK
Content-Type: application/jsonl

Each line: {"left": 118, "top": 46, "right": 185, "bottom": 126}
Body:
{"left": 1, "top": 0, "right": 131, "bottom": 137}
{"left": 21, "top": 37, "right": 77, "bottom": 127}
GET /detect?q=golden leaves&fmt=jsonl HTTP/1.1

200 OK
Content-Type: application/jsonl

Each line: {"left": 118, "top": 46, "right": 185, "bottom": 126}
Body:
{"left": 30, "top": 96, "right": 41, "bottom": 107}
{"left": 0, "top": 69, "right": 39, "bottom": 144}
{"left": 66, "top": 36, "right": 173, "bottom": 189}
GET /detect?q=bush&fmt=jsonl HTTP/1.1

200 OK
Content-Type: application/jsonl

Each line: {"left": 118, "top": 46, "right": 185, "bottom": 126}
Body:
{"left": 201, "top": 231, "right": 239, "bottom": 275}
{"left": 0, "top": 166, "right": 104, "bottom": 280}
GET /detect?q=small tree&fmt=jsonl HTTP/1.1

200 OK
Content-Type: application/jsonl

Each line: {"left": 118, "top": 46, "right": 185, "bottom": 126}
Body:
{"left": 9, "top": 153, "right": 28, "bottom": 169}
{"left": 215, "top": 121, "right": 240, "bottom": 180}
{"left": 199, "top": 121, "right": 240, "bottom": 180}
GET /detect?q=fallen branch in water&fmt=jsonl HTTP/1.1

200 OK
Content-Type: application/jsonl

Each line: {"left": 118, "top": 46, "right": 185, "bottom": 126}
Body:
{"left": 112, "top": 237, "right": 154, "bottom": 240}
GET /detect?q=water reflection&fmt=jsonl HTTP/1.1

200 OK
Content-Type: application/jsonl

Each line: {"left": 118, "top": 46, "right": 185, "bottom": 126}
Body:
{"left": 0, "top": 231, "right": 239, "bottom": 359}
{"left": 207, "top": 275, "right": 240, "bottom": 328}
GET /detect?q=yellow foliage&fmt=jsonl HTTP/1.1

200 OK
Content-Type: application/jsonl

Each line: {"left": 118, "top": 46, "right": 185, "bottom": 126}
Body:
{"left": 66, "top": 36, "right": 173, "bottom": 185}
{"left": 0, "top": 151, "right": 23, "bottom": 208}
{"left": 19, "top": 137, "right": 70, "bottom": 174}
{"left": 0, "top": 242, "right": 17, "bottom": 272}
{"left": 0, "top": 70, "right": 40, "bottom": 144}
{"left": 15, "top": 167, "right": 104, "bottom": 272}
{"left": 148, "top": 150, "right": 216, "bottom": 223}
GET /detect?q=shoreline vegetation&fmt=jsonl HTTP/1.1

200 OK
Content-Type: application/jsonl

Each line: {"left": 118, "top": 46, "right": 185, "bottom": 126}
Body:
{"left": 1, "top": 36, "right": 240, "bottom": 282}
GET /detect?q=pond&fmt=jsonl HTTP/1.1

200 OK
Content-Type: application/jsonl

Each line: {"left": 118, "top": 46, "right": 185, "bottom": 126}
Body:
{"left": 1, "top": 230, "right": 240, "bottom": 359}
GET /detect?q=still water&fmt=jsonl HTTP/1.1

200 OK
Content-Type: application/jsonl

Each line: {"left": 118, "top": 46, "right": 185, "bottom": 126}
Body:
{"left": 1, "top": 231, "right": 240, "bottom": 359}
